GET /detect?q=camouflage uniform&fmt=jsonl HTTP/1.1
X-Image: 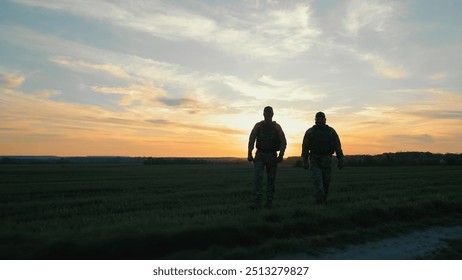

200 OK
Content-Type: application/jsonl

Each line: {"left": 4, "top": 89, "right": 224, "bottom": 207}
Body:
{"left": 248, "top": 115, "right": 287, "bottom": 209}
{"left": 302, "top": 120, "right": 343, "bottom": 204}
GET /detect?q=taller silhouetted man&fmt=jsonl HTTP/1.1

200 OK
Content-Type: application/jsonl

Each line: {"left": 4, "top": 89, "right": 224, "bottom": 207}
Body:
{"left": 248, "top": 106, "right": 287, "bottom": 209}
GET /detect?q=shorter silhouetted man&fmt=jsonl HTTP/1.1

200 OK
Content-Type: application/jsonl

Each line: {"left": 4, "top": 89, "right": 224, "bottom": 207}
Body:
{"left": 302, "top": 112, "right": 344, "bottom": 204}
{"left": 248, "top": 106, "right": 287, "bottom": 209}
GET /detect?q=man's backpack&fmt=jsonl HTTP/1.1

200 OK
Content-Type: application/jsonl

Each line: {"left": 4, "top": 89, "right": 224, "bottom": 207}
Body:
{"left": 311, "top": 125, "right": 334, "bottom": 155}
{"left": 256, "top": 121, "right": 281, "bottom": 152}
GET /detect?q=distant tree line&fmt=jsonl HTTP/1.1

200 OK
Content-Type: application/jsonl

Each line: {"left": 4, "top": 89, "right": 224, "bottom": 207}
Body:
{"left": 0, "top": 156, "right": 246, "bottom": 165}
{"left": 2, "top": 152, "right": 461, "bottom": 166}
{"left": 0, "top": 156, "right": 61, "bottom": 165}
{"left": 345, "top": 152, "right": 462, "bottom": 166}
{"left": 143, "top": 157, "right": 210, "bottom": 165}
{"left": 142, "top": 157, "right": 247, "bottom": 165}
{"left": 288, "top": 152, "right": 462, "bottom": 167}
{"left": 0, "top": 156, "right": 145, "bottom": 165}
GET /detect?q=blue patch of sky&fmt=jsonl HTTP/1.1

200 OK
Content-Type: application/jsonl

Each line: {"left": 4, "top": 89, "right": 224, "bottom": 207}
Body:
{"left": 0, "top": 39, "right": 27, "bottom": 72}
{"left": 312, "top": 0, "right": 340, "bottom": 15}
{"left": 1, "top": 1, "right": 119, "bottom": 52}
{"left": 0, "top": 39, "right": 58, "bottom": 91}
{"left": 35, "top": 65, "right": 124, "bottom": 108}
{"left": 405, "top": 0, "right": 462, "bottom": 45}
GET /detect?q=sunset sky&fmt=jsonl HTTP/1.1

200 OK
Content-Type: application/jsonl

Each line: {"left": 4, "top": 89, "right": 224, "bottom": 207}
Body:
{"left": 1, "top": 0, "right": 461, "bottom": 157}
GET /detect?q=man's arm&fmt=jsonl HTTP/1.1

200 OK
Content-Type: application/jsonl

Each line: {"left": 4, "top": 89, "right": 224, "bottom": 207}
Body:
{"left": 301, "top": 129, "right": 311, "bottom": 169}
{"left": 247, "top": 123, "right": 260, "bottom": 161}
{"left": 331, "top": 128, "right": 344, "bottom": 169}
{"left": 276, "top": 124, "right": 287, "bottom": 162}
{"left": 331, "top": 128, "right": 344, "bottom": 159}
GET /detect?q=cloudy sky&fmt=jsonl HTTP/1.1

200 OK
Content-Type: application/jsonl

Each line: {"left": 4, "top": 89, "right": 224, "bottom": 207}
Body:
{"left": 1, "top": 0, "right": 461, "bottom": 157}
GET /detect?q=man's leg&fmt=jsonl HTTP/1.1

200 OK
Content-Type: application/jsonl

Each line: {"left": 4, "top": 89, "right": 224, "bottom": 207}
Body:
{"left": 322, "top": 167, "right": 332, "bottom": 203}
{"left": 320, "top": 156, "right": 333, "bottom": 203}
{"left": 310, "top": 160, "right": 325, "bottom": 204}
{"left": 265, "top": 153, "right": 278, "bottom": 208}
{"left": 252, "top": 152, "right": 264, "bottom": 209}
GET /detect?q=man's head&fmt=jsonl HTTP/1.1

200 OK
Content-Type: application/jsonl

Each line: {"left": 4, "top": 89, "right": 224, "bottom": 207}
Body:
{"left": 315, "top": 111, "right": 326, "bottom": 126}
{"left": 263, "top": 106, "right": 274, "bottom": 121}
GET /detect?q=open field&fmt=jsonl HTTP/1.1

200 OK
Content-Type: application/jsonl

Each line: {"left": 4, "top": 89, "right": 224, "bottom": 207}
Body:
{"left": 1, "top": 163, "right": 462, "bottom": 259}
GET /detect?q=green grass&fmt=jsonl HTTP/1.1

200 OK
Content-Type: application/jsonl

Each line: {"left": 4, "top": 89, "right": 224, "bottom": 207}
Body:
{"left": 1, "top": 164, "right": 462, "bottom": 259}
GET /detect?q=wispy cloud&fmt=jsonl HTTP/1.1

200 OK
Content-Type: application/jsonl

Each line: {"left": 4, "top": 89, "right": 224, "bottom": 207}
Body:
{"left": 52, "top": 59, "right": 131, "bottom": 79}
{"left": 322, "top": 42, "right": 409, "bottom": 79}
{"left": 402, "top": 89, "right": 462, "bottom": 120}
{"left": 388, "top": 134, "right": 435, "bottom": 144}
{"left": 147, "top": 119, "right": 245, "bottom": 135}
{"left": 343, "top": 0, "right": 400, "bottom": 36}
{"left": 430, "top": 73, "right": 447, "bottom": 81}
{"left": 223, "top": 75, "right": 325, "bottom": 102}
{"left": 91, "top": 83, "right": 167, "bottom": 107}
{"left": 0, "top": 71, "right": 25, "bottom": 88}
{"left": 34, "top": 89, "right": 62, "bottom": 98}
{"left": 157, "top": 97, "right": 195, "bottom": 107}
{"left": 360, "top": 53, "right": 408, "bottom": 78}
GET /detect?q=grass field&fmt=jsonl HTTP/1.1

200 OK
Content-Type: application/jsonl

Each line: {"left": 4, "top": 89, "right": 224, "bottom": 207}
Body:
{"left": 1, "top": 163, "right": 462, "bottom": 259}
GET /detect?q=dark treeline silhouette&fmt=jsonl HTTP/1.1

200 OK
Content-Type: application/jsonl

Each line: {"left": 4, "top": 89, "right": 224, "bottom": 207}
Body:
{"left": 346, "top": 152, "right": 462, "bottom": 166}
{"left": 0, "top": 156, "right": 143, "bottom": 165}
{"left": 1, "top": 152, "right": 461, "bottom": 166}
{"left": 143, "top": 157, "right": 247, "bottom": 165}
{"left": 289, "top": 152, "right": 462, "bottom": 167}
{"left": 0, "top": 156, "right": 247, "bottom": 165}
{"left": 143, "top": 157, "right": 208, "bottom": 165}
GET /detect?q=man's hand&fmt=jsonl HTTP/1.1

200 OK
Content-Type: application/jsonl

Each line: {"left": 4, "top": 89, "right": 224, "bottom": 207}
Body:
{"left": 337, "top": 158, "right": 344, "bottom": 170}
{"left": 277, "top": 154, "right": 284, "bottom": 163}
{"left": 247, "top": 152, "right": 254, "bottom": 162}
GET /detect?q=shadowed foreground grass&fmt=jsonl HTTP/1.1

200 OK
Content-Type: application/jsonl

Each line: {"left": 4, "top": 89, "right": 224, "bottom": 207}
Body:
{"left": 423, "top": 238, "right": 462, "bottom": 259}
{"left": 1, "top": 164, "right": 462, "bottom": 259}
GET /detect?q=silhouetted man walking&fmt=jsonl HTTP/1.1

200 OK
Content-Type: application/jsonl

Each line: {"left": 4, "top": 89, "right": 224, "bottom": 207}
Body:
{"left": 248, "top": 106, "right": 287, "bottom": 209}
{"left": 302, "top": 112, "right": 344, "bottom": 204}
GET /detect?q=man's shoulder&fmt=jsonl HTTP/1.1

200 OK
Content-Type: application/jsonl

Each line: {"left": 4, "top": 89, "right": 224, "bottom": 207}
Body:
{"left": 326, "top": 125, "right": 337, "bottom": 134}
{"left": 306, "top": 125, "right": 316, "bottom": 133}
{"left": 272, "top": 121, "right": 282, "bottom": 128}
{"left": 254, "top": 121, "right": 264, "bottom": 128}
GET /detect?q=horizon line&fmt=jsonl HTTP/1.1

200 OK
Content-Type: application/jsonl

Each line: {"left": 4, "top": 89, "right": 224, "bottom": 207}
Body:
{"left": 1, "top": 151, "right": 461, "bottom": 159}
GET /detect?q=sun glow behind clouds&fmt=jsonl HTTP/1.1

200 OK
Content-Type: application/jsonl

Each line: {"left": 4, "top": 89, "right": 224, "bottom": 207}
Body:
{"left": 1, "top": 0, "right": 462, "bottom": 157}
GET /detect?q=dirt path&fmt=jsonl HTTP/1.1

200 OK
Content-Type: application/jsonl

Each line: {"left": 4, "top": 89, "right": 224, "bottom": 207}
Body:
{"left": 278, "top": 225, "right": 462, "bottom": 260}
